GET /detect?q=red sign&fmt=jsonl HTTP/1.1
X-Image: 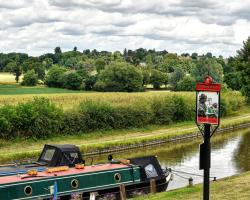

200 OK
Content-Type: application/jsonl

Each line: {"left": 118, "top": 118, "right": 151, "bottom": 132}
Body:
{"left": 196, "top": 76, "right": 221, "bottom": 125}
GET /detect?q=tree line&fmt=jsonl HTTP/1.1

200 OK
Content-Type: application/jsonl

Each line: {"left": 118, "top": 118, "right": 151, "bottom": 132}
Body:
{"left": 0, "top": 39, "right": 249, "bottom": 95}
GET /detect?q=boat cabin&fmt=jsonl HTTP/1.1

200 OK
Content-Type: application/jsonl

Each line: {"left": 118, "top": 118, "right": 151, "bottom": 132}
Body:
{"left": 37, "top": 144, "right": 83, "bottom": 167}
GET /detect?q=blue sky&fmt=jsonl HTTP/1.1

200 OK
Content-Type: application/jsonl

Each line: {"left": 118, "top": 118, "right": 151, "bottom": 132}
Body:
{"left": 0, "top": 0, "right": 250, "bottom": 57}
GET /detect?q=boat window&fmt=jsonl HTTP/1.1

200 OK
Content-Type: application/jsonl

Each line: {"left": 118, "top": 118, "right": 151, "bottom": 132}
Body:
{"left": 144, "top": 164, "right": 158, "bottom": 178}
{"left": 42, "top": 149, "right": 56, "bottom": 161}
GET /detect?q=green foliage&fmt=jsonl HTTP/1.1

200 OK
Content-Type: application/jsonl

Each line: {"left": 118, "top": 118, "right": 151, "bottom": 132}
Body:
{"left": 61, "top": 71, "right": 83, "bottom": 90}
{"left": 191, "top": 57, "right": 223, "bottom": 83}
{"left": 0, "top": 92, "right": 244, "bottom": 139}
{"left": 21, "top": 70, "right": 38, "bottom": 86}
{"left": 0, "top": 98, "right": 63, "bottom": 138}
{"left": 95, "top": 58, "right": 106, "bottom": 73}
{"left": 169, "top": 68, "right": 185, "bottom": 90}
{"left": 150, "top": 97, "right": 174, "bottom": 124}
{"left": 176, "top": 76, "right": 196, "bottom": 91}
{"left": 45, "top": 65, "right": 66, "bottom": 87}
{"left": 94, "top": 62, "right": 143, "bottom": 92}
{"left": 150, "top": 69, "right": 168, "bottom": 89}
{"left": 235, "top": 37, "right": 250, "bottom": 100}
{"left": 6, "top": 61, "right": 22, "bottom": 83}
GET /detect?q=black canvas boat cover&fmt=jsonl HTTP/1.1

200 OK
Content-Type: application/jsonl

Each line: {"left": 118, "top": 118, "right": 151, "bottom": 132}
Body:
{"left": 38, "top": 144, "right": 83, "bottom": 167}
{"left": 129, "top": 156, "right": 164, "bottom": 181}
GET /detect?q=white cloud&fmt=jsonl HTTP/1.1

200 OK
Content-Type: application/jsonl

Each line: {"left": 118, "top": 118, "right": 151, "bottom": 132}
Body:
{"left": 0, "top": 0, "right": 250, "bottom": 57}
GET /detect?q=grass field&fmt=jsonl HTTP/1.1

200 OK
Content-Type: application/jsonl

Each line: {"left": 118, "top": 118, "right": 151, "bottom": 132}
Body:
{"left": 0, "top": 85, "right": 245, "bottom": 112}
{"left": 0, "top": 86, "right": 195, "bottom": 109}
{"left": 0, "top": 84, "right": 83, "bottom": 95}
{"left": 0, "top": 72, "right": 23, "bottom": 84}
{"left": 133, "top": 171, "right": 250, "bottom": 200}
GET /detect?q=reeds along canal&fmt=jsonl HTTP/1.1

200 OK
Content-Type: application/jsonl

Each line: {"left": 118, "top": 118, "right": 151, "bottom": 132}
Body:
{"left": 86, "top": 127, "right": 250, "bottom": 190}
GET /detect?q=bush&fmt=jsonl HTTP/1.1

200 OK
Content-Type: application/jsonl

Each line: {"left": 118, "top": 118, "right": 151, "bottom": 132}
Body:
{"left": 21, "top": 70, "right": 38, "bottom": 86}
{"left": 150, "top": 97, "right": 174, "bottom": 124}
{"left": 0, "top": 92, "right": 245, "bottom": 139}
{"left": 77, "top": 100, "right": 116, "bottom": 131}
{"left": 114, "top": 103, "right": 153, "bottom": 128}
{"left": 176, "top": 76, "right": 196, "bottom": 91}
{"left": 45, "top": 65, "right": 66, "bottom": 87}
{"left": 94, "top": 62, "right": 143, "bottom": 92}
{"left": 62, "top": 71, "right": 83, "bottom": 90}
{"left": 150, "top": 69, "right": 168, "bottom": 89}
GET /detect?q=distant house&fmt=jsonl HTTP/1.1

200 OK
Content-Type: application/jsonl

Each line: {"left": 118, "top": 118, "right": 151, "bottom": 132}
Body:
{"left": 139, "top": 62, "right": 147, "bottom": 67}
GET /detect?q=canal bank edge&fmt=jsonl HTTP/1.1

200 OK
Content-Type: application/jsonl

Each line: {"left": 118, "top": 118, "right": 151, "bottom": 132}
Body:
{"left": 133, "top": 171, "right": 250, "bottom": 200}
{"left": 1, "top": 113, "right": 250, "bottom": 163}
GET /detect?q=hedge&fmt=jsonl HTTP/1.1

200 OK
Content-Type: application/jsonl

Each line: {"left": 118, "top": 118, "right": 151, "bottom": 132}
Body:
{"left": 0, "top": 92, "right": 245, "bottom": 139}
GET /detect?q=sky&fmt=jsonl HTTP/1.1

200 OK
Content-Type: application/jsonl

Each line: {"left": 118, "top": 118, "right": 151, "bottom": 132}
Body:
{"left": 0, "top": 0, "right": 250, "bottom": 57}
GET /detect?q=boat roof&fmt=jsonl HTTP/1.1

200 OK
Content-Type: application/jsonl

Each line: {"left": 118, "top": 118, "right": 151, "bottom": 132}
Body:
{"left": 0, "top": 163, "right": 134, "bottom": 185}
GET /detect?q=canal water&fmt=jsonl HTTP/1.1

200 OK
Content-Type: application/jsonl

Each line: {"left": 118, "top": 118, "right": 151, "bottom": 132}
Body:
{"left": 86, "top": 127, "right": 250, "bottom": 190}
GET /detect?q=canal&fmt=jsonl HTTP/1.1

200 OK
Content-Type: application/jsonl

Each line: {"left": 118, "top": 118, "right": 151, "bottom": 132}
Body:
{"left": 86, "top": 127, "right": 250, "bottom": 190}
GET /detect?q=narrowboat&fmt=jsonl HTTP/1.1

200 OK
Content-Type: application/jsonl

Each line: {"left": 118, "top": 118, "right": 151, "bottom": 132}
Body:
{"left": 0, "top": 144, "right": 172, "bottom": 199}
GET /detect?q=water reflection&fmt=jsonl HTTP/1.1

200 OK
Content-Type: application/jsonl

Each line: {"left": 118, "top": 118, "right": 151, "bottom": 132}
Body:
{"left": 86, "top": 128, "right": 250, "bottom": 190}
{"left": 233, "top": 132, "right": 250, "bottom": 172}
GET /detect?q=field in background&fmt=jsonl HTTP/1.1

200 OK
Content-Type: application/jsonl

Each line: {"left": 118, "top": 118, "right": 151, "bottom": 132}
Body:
{"left": 0, "top": 72, "right": 23, "bottom": 84}
{"left": 0, "top": 84, "right": 245, "bottom": 111}
{"left": 0, "top": 89, "right": 194, "bottom": 110}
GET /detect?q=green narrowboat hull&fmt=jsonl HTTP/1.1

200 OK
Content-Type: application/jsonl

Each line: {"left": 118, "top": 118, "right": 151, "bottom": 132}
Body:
{"left": 0, "top": 165, "right": 141, "bottom": 200}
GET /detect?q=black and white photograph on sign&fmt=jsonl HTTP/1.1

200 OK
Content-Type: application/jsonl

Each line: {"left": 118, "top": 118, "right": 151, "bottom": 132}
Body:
{"left": 197, "top": 91, "right": 219, "bottom": 124}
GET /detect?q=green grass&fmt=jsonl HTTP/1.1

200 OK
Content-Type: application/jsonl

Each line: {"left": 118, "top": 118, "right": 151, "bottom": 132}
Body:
{"left": 133, "top": 172, "right": 250, "bottom": 200}
{"left": 0, "top": 84, "right": 84, "bottom": 95}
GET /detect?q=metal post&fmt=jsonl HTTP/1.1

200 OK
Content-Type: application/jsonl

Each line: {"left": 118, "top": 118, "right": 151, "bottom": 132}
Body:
{"left": 203, "top": 124, "right": 211, "bottom": 200}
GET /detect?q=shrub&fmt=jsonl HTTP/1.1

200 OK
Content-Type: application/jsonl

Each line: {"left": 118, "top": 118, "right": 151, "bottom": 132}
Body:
{"left": 94, "top": 62, "right": 143, "bottom": 92}
{"left": 77, "top": 100, "right": 116, "bottom": 131}
{"left": 15, "top": 98, "right": 63, "bottom": 138}
{"left": 114, "top": 103, "right": 153, "bottom": 128}
{"left": 0, "top": 105, "right": 17, "bottom": 138}
{"left": 45, "top": 65, "right": 66, "bottom": 87}
{"left": 150, "top": 69, "right": 168, "bottom": 89}
{"left": 21, "top": 70, "right": 38, "bottom": 86}
{"left": 62, "top": 71, "right": 83, "bottom": 90}
{"left": 176, "top": 76, "right": 196, "bottom": 91}
{"left": 150, "top": 97, "right": 175, "bottom": 124}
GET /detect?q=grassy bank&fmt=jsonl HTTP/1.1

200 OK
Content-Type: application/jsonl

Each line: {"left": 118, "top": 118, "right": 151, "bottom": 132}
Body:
{"left": 0, "top": 106, "right": 250, "bottom": 163}
{"left": 134, "top": 171, "right": 250, "bottom": 200}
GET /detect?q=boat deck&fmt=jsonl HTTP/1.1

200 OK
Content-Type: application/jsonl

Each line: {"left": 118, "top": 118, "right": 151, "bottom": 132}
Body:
{"left": 0, "top": 163, "right": 129, "bottom": 185}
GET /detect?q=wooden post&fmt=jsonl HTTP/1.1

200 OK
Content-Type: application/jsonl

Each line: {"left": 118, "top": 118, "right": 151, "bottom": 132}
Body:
{"left": 150, "top": 179, "right": 156, "bottom": 194}
{"left": 119, "top": 184, "right": 127, "bottom": 200}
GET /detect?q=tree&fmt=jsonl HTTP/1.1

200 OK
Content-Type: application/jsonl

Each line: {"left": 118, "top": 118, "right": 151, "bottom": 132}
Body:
{"left": 73, "top": 46, "right": 77, "bottom": 52}
{"left": 205, "top": 52, "right": 213, "bottom": 58}
{"left": 54, "top": 47, "right": 62, "bottom": 64}
{"left": 160, "top": 53, "right": 180, "bottom": 73}
{"left": 7, "top": 61, "right": 22, "bottom": 83}
{"left": 34, "top": 64, "right": 46, "bottom": 81}
{"left": 191, "top": 52, "right": 198, "bottom": 60}
{"left": 95, "top": 58, "right": 106, "bottom": 73}
{"left": 176, "top": 76, "right": 196, "bottom": 91}
{"left": 150, "top": 69, "right": 168, "bottom": 89}
{"left": 21, "top": 70, "right": 38, "bottom": 86}
{"left": 191, "top": 57, "right": 223, "bottom": 83}
{"left": 62, "top": 71, "right": 82, "bottom": 90}
{"left": 235, "top": 37, "right": 250, "bottom": 99}
{"left": 42, "top": 58, "right": 53, "bottom": 69}
{"left": 54, "top": 47, "right": 62, "bottom": 54}
{"left": 45, "top": 65, "right": 66, "bottom": 87}
{"left": 94, "top": 62, "right": 143, "bottom": 92}
{"left": 169, "top": 68, "right": 185, "bottom": 90}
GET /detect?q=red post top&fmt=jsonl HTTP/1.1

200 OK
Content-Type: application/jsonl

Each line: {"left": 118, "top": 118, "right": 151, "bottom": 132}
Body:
{"left": 196, "top": 76, "right": 221, "bottom": 92}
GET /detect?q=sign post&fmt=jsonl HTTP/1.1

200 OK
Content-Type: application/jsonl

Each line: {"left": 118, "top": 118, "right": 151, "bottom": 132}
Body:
{"left": 196, "top": 76, "right": 221, "bottom": 200}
